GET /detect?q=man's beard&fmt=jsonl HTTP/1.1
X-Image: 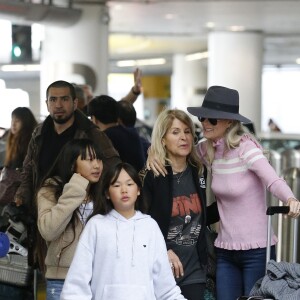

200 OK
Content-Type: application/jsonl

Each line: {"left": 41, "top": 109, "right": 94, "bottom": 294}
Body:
{"left": 53, "top": 111, "right": 74, "bottom": 125}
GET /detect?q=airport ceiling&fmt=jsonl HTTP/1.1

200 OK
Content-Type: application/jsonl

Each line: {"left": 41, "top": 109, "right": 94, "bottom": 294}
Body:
{"left": 2, "top": 0, "right": 300, "bottom": 72}
{"left": 72, "top": 0, "right": 300, "bottom": 70}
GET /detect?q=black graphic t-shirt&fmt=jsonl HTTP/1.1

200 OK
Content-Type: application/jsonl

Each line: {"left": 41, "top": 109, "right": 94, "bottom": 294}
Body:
{"left": 167, "top": 165, "right": 206, "bottom": 285}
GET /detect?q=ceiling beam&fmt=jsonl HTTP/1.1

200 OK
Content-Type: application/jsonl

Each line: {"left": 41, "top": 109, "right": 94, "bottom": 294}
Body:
{"left": 0, "top": 0, "right": 82, "bottom": 27}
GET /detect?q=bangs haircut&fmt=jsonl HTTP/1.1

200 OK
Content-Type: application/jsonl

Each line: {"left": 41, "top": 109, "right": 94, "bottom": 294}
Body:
{"left": 89, "top": 162, "right": 147, "bottom": 217}
{"left": 108, "top": 162, "right": 142, "bottom": 188}
{"left": 78, "top": 142, "right": 102, "bottom": 161}
{"left": 45, "top": 138, "right": 103, "bottom": 186}
{"left": 66, "top": 139, "right": 102, "bottom": 164}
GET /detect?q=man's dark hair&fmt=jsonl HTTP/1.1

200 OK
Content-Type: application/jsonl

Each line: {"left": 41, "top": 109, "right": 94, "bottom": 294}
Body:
{"left": 117, "top": 100, "right": 137, "bottom": 127}
{"left": 46, "top": 80, "right": 77, "bottom": 101}
{"left": 88, "top": 95, "right": 118, "bottom": 124}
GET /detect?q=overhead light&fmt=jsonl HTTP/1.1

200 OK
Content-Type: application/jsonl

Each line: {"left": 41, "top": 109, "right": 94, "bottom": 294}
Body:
{"left": 296, "top": 58, "right": 300, "bottom": 64}
{"left": 165, "top": 14, "right": 176, "bottom": 20}
{"left": 113, "top": 38, "right": 151, "bottom": 54}
{"left": 206, "top": 22, "right": 215, "bottom": 29}
{"left": 185, "top": 51, "right": 209, "bottom": 61}
{"left": 112, "top": 4, "right": 123, "bottom": 10}
{"left": 117, "top": 60, "right": 136, "bottom": 67}
{"left": 1, "top": 64, "right": 41, "bottom": 72}
{"left": 229, "top": 25, "right": 245, "bottom": 32}
{"left": 117, "top": 58, "right": 166, "bottom": 67}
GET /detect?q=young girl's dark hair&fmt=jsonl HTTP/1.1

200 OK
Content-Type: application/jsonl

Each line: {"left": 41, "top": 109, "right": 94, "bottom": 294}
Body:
{"left": 5, "top": 107, "right": 37, "bottom": 168}
{"left": 44, "top": 138, "right": 103, "bottom": 189}
{"left": 90, "top": 162, "right": 147, "bottom": 218}
{"left": 36, "top": 138, "right": 103, "bottom": 273}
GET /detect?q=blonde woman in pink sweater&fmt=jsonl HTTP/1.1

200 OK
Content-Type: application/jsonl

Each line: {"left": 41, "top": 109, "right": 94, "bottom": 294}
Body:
{"left": 148, "top": 86, "right": 300, "bottom": 300}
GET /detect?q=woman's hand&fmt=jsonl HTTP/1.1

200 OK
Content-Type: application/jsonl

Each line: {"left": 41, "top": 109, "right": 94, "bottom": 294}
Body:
{"left": 168, "top": 249, "right": 184, "bottom": 279}
{"left": 146, "top": 147, "right": 167, "bottom": 177}
{"left": 287, "top": 198, "right": 300, "bottom": 218}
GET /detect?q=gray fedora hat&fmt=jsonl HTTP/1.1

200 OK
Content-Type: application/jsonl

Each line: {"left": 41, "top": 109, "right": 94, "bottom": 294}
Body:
{"left": 187, "top": 85, "right": 251, "bottom": 124}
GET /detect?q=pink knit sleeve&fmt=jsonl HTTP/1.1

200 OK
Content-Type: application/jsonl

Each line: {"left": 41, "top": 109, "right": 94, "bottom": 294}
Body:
{"left": 241, "top": 137, "right": 295, "bottom": 203}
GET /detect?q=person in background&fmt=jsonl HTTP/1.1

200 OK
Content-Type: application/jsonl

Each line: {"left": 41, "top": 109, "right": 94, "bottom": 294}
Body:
{"left": 3, "top": 107, "right": 37, "bottom": 170}
{"left": 61, "top": 162, "right": 187, "bottom": 300}
{"left": 140, "top": 109, "right": 219, "bottom": 300}
{"left": 117, "top": 100, "right": 150, "bottom": 160}
{"left": 0, "top": 107, "right": 37, "bottom": 299}
{"left": 79, "top": 68, "right": 142, "bottom": 115}
{"left": 148, "top": 86, "right": 300, "bottom": 300}
{"left": 79, "top": 84, "right": 94, "bottom": 104}
{"left": 73, "top": 84, "right": 88, "bottom": 113}
{"left": 36, "top": 139, "right": 104, "bottom": 300}
{"left": 88, "top": 95, "right": 146, "bottom": 172}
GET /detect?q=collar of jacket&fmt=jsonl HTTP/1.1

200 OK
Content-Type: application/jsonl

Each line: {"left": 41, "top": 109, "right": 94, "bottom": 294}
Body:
{"left": 36, "top": 109, "right": 97, "bottom": 137}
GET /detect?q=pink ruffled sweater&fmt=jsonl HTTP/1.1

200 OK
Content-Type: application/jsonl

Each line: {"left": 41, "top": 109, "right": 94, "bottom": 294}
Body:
{"left": 197, "top": 135, "right": 295, "bottom": 250}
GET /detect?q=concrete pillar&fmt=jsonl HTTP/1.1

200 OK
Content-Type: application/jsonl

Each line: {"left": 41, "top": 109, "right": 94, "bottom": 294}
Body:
{"left": 208, "top": 31, "right": 263, "bottom": 132}
{"left": 40, "top": 4, "right": 109, "bottom": 116}
{"left": 171, "top": 54, "right": 207, "bottom": 113}
{"left": 0, "top": 20, "right": 12, "bottom": 63}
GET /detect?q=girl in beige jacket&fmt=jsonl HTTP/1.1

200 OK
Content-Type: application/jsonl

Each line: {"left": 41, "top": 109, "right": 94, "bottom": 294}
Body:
{"left": 36, "top": 138, "right": 103, "bottom": 300}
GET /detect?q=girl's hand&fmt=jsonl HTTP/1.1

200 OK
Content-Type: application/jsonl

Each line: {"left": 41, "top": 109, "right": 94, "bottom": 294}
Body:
{"left": 287, "top": 198, "right": 300, "bottom": 218}
{"left": 167, "top": 249, "right": 184, "bottom": 279}
{"left": 146, "top": 148, "right": 167, "bottom": 177}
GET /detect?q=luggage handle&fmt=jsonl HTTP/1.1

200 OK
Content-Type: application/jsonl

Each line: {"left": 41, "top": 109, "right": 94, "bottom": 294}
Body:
{"left": 266, "top": 206, "right": 290, "bottom": 272}
{"left": 266, "top": 206, "right": 289, "bottom": 215}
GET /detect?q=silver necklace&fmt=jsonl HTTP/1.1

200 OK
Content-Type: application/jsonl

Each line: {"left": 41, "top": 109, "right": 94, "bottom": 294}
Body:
{"left": 174, "top": 165, "right": 187, "bottom": 184}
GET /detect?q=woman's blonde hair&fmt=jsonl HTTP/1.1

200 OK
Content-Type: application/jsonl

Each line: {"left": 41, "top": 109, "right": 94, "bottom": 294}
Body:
{"left": 204, "top": 120, "right": 257, "bottom": 165}
{"left": 150, "top": 108, "right": 203, "bottom": 173}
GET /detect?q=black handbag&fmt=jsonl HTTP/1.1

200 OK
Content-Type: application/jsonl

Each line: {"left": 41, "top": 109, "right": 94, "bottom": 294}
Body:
{"left": 0, "top": 167, "right": 21, "bottom": 205}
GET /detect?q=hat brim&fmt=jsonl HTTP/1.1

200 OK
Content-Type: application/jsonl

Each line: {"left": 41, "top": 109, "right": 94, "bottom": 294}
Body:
{"left": 187, "top": 106, "right": 252, "bottom": 124}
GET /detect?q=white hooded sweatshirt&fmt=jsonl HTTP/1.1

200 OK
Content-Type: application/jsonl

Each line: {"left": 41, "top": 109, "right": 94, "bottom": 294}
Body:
{"left": 60, "top": 210, "right": 186, "bottom": 300}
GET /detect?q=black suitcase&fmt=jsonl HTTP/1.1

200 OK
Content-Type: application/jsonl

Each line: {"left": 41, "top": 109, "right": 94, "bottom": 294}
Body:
{"left": 237, "top": 206, "right": 293, "bottom": 300}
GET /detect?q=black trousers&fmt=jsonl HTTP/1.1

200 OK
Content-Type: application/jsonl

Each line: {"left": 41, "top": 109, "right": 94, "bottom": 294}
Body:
{"left": 180, "top": 283, "right": 206, "bottom": 300}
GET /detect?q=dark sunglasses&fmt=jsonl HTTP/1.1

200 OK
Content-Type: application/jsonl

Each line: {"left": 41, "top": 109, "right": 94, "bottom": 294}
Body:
{"left": 199, "top": 117, "right": 218, "bottom": 126}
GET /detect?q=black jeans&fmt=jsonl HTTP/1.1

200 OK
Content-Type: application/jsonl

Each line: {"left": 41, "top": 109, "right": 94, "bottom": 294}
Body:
{"left": 180, "top": 283, "right": 206, "bottom": 300}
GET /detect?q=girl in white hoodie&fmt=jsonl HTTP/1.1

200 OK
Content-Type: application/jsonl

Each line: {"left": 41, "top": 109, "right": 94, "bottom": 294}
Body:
{"left": 60, "top": 162, "right": 186, "bottom": 300}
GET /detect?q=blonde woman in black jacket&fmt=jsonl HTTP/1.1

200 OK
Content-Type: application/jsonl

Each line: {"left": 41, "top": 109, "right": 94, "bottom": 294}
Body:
{"left": 140, "top": 109, "right": 218, "bottom": 300}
